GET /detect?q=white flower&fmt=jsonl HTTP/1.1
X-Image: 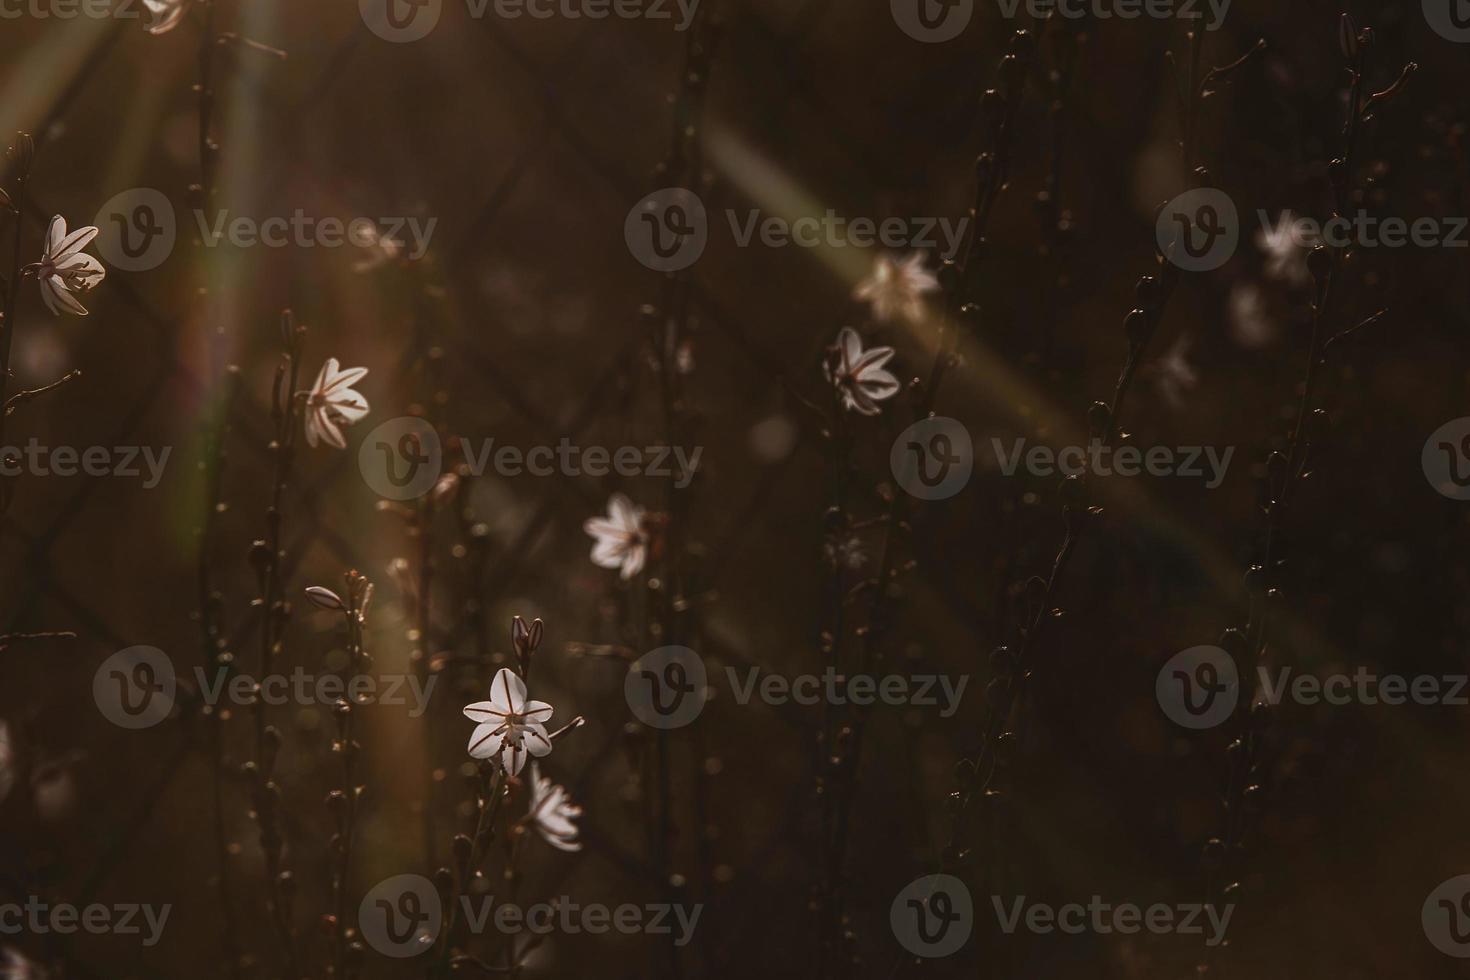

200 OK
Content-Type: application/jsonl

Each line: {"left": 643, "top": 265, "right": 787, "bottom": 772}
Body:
{"left": 1256, "top": 213, "right": 1313, "bottom": 286}
{"left": 463, "top": 668, "right": 553, "bottom": 777}
{"left": 351, "top": 225, "right": 403, "bottom": 274}
{"left": 1, "top": 949, "right": 46, "bottom": 980}
{"left": 526, "top": 763, "right": 582, "bottom": 852}
{"left": 33, "top": 217, "right": 105, "bottom": 317}
{"left": 142, "top": 0, "right": 188, "bottom": 34}
{"left": 1228, "top": 282, "right": 1275, "bottom": 350}
{"left": 303, "top": 358, "right": 370, "bottom": 450}
{"left": 583, "top": 493, "right": 647, "bottom": 580}
{"left": 853, "top": 251, "right": 939, "bottom": 323}
{"left": 1151, "top": 335, "right": 1198, "bottom": 410}
{"left": 825, "top": 326, "right": 900, "bottom": 416}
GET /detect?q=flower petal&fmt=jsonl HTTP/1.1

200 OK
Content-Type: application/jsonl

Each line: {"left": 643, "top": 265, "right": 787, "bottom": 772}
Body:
{"left": 53, "top": 224, "right": 100, "bottom": 261}
{"left": 324, "top": 365, "right": 368, "bottom": 395}
{"left": 467, "top": 723, "right": 505, "bottom": 760}
{"left": 521, "top": 699, "right": 554, "bottom": 725}
{"left": 489, "top": 667, "right": 528, "bottom": 714}
{"left": 463, "top": 700, "right": 509, "bottom": 722}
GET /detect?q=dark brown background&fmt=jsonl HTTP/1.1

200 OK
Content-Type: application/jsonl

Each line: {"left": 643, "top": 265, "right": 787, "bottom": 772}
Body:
{"left": 1, "top": 0, "right": 1468, "bottom": 977}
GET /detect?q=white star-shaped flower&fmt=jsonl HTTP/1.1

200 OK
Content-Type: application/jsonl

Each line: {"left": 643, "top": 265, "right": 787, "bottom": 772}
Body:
{"left": 33, "top": 216, "right": 105, "bottom": 317}
{"left": 853, "top": 251, "right": 939, "bottom": 323}
{"left": 825, "top": 326, "right": 900, "bottom": 416}
{"left": 142, "top": 0, "right": 188, "bottom": 34}
{"left": 526, "top": 763, "right": 582, "bottom": 852}
{"left": 303, "top": 358, "right": 370, "bottom": 450}
{"left": 583, "top": 493, "right": 648, "bottom": 580}
{"left": 463, "top": 668, "right": 553, "bottom": 777}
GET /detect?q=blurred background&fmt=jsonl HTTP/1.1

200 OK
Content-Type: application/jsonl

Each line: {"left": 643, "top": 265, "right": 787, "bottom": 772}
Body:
{"left": 0, "top": 0, "right": 1468, "bottom": 977}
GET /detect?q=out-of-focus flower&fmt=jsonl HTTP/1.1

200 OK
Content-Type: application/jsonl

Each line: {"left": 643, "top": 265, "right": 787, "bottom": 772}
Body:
{"left": 583, "top": 493, "right": 647, "bottom": 580}
{"left": 1228, "top": 282, "right": 1275, "bottom": 349}
{"left": 463, "top": 668, "right": 553, "bottom": 776}
{"left": 32, "top": 217, "right": 104, "bottom": 317}
{"left": 30, "top": 757, "right": 76, "bottom": 822}
{"left": 1256, "top": 213, "right": 1313, "bottom": 286}
{"left": 1, "top": 948, "right": 47, "bottom": 979}
{"left": 526, "top": 763, "right": 582, "bottom": 852}
{"left": 824, "top": 536, "right": 867, "bottom": 571}
{"left": 853, "top": 252, "right": 938, "bottom": 323}
{"left": 1151, "top": 335, "right": 1199, "bottom": 409}
{"left": 142, "top": 0, "right": 188, "bottom": 34}
{"left": 825, "top": 326, "right": 899, "bottom": 416}
{"left": 303, "top": 358, "right": 370, "bottom": 450}
{"left": 351, "top": 225, "right": 403, "bottom": 274}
